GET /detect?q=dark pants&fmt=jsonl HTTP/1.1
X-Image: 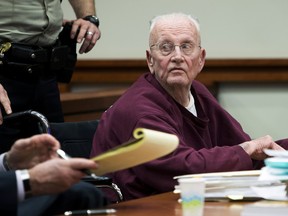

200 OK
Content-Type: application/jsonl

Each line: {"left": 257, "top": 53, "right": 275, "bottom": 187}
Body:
{"left": 18, "top": 181, "right": 108, "bottom": 216}
{"left": 0, "top": 76, "right": 64, "bottom": 152}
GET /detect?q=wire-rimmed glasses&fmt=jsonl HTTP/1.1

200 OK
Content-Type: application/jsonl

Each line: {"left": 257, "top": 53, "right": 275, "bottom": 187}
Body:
{"left": 150, "top": 41, "right": 200, "bottom": 56}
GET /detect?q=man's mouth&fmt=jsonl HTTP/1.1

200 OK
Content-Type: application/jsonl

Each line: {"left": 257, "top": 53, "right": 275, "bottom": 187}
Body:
{"left": 169, "top": 67, "right": 184, "bottom": 73}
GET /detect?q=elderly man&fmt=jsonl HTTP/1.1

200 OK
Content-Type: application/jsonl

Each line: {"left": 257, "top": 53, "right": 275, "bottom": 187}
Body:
{"left": 90, "top": 12, "right": 288, "bottom": 201}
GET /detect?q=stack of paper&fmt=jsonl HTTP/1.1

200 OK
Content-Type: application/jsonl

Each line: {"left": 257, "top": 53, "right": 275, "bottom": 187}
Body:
{"left": 174, "top": 170, "right": 267, "bottom": 201}
{"left": 174, "top": 170, "right": 286, "bottom": 201}
{"left": 250, "top": 149, "right": 288, "bottom": 201}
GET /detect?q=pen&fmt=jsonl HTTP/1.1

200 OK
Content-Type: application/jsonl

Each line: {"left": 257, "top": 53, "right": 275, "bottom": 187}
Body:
{"left": 57, "top": 149, "right": 98, "bottom": 178}
{"left": 64, "top": 208, "right": 116, "bottom": 215}
{"left": 57, "top": 149, "right": 71, "bottom": 160}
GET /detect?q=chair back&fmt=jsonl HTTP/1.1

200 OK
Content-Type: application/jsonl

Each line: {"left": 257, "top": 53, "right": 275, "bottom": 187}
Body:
{"left": 50, "top": 120, "right": 98, "bottom": 158}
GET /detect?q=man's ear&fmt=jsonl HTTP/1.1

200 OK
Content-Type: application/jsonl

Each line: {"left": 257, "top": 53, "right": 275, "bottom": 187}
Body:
{"left": 198, "top": 48, "right": 206, "bottom": 70}
{"left": 146, "top": 50, "right": 153, "bottom": 65}
{"left": 146, "top": 50, "right": 154, "bottom": 74}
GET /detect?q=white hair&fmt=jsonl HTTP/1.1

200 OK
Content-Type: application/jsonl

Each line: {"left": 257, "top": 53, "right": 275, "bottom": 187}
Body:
{"left": 149, "top": 12, "right": 201, "bottom": 45}
{"left": 149, "top": 12, "right": 200, "bottom": 32}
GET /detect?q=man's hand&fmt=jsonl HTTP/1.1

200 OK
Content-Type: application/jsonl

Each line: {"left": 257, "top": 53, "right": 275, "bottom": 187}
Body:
{"left": 0, "top": 84, "right": 12, "bottom": 124}
{"left": 6, "top": 134, "right": 60, "bottom": 170}
{"left": 239, "top": 135, "right": 285, "bottom": 160}
{"left": 64, "top": 18, "right": 101, "bottom": 54}
{"left": 28, "top": 158, "right": 98, "bottom": 195}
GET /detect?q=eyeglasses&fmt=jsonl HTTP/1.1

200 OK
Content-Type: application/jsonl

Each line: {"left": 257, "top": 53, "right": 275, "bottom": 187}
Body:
{"left": 150, "top": 41, "right": 200, "bottom": 56}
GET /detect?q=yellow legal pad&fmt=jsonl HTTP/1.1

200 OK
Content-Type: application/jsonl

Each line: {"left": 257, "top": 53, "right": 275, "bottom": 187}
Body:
{"left": 90, "top": 128, "right": 179, "bottom": 176}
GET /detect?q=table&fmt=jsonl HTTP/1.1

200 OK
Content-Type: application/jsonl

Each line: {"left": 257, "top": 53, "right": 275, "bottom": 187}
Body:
{"left": 108, "top": 192, "right": 254, "bottom": 216}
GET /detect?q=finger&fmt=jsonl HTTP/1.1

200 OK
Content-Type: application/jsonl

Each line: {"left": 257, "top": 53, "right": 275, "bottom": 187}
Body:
{"left": 30, "top": 134, "right": 60, "bottom": 151}
{"left": 69, "top": 159, "right": 98, "bottom": 170}
{"left": 0, "top": 89, "right": 12, "bottom": 115}
{"left": 94, "top": 28, "right": 101, "bottom": 41}
{"left": 76, "top": 27, "right": 89, "bottom": 43}
{"left": 1, "top": 100, "right": 12, "bottom": 115}
{"left": 84, "top": 42, "right": 95, "bottom": 53}
{"left": 80, "top": 30, "right": 100, "bottom": 53}
{"left": 79, "top": 39, "right": 91, "bottom": 54}
{"left": 0, "top": 95, "right": 11, "bottom": 125}
{"left": 271, "top": 144, "right": 285, "bottom": 151}
{"left": 90, "top": 28, "right": 101, "bottom": 45}
{"left": 70, "top": 22, "right": 83, "bottom": 40}
{"left": 79, "top": 32, "right": 96, "bottom": 54}
{"left": 86, "top": 31, "right": 94, "bottom": 37}
{"left": 82, "top": 24, "right": 100, "bottom": 42}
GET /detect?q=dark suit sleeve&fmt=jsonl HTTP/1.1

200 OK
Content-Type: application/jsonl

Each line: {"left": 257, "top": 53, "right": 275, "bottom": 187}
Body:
{"left": 0, "top": 171, "right": 18, "bottom": 215}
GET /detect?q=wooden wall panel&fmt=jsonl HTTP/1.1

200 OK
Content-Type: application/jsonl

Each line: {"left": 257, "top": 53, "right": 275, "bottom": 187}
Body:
{"left": 60, "top": 59, "right": 288, "bottom": 121}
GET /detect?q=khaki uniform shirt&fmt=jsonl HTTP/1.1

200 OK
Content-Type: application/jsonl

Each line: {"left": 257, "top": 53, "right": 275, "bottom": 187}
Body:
{"left": 0, "top": 0, "right": 63, "bottom": 46}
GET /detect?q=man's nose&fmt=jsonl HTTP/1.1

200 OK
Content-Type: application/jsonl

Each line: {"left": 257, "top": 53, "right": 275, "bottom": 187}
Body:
{"left": 172, "top": 46, "right": 184, "bottom": 60}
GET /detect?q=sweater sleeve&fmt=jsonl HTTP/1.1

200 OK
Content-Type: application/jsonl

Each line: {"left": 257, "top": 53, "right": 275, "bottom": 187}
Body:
{"left": 130, "top": 114, "right": 254, "bottom": 193}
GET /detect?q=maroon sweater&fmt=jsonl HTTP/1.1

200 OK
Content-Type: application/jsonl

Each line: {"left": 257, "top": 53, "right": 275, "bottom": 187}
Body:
{"left": 91, "top": 72, "right": 288, "bottom": 201}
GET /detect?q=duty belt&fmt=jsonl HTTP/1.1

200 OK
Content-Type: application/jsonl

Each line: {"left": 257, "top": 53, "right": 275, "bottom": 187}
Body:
{"left": 0, "top": 41, "right": 69, "bottom": 79}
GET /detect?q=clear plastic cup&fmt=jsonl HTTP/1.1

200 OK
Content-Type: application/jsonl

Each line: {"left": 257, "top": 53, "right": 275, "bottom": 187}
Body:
{"left": 178, "top": 178, "right": 205, "bottom": 216}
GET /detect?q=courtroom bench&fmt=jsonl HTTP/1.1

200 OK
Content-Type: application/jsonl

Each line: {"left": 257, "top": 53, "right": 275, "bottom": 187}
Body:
{"left": 60, "top": 88, "right": 126, "bottom": 122}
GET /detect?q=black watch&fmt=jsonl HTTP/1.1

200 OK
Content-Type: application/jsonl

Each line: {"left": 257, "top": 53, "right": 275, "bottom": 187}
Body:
{"left": 83, "top": 15, "right": 100, "bottom": 28}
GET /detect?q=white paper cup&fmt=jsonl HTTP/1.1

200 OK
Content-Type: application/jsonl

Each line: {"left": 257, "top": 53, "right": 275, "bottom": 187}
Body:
{"left": 177, "top": 178, "right": 205, "bottom": 216}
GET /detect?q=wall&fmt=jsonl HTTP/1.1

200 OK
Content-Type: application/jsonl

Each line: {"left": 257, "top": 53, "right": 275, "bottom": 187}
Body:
{"left": 219, "top": 84, "right": 288, "bottom": 140}
{"left": 62, "top": 0, "right": 288, "bottom": 59}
